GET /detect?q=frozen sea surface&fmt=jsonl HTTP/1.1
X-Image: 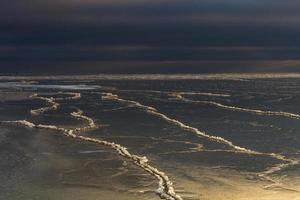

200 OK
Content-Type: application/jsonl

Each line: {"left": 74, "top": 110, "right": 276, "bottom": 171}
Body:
{"left": 1, "top": 75, "right": 300, "bottom": 200}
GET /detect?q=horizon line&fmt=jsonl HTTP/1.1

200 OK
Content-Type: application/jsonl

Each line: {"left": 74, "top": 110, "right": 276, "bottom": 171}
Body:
{"left": 1, "top": 73, "right": 300, "bottom": 80}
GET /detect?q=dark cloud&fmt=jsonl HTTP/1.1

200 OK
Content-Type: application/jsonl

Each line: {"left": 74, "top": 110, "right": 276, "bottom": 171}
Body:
{"left": 1, "top": 0, "right": 300, "bottom": 74}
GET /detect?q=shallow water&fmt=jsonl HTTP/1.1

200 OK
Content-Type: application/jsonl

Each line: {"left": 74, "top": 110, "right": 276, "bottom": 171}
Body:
{"left": 1, "top": 76, "right": 300, "bottom": 200}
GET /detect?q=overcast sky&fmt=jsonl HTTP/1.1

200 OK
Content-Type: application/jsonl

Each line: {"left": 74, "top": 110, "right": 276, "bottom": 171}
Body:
{"left": 1, "top": 0, "right": 300, "bottom": 74}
